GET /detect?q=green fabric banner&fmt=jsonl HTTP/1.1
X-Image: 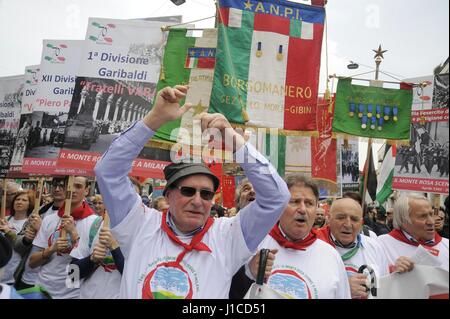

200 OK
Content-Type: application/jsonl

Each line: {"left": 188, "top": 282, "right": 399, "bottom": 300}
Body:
{"left": 332, "top": 79, "right": 413, "bottom": 140}
{"left": 152, "top": 29, "right": 195, "bottom": 142}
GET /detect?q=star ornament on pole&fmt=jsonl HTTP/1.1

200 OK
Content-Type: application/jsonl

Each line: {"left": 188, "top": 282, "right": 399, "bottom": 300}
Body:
{"left": 170, "top": 0, "right": 186, "bottom": 6}
{"left": 373, "top": 45, "right": 388, "bottom": 61}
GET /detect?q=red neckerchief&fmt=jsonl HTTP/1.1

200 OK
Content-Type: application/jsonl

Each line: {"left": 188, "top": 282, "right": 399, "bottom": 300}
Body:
{"left": 388, "top": 229, "right": 442, "bottom": 247}
{"left": 57, "top": 202, "right": 95, "bottom": 220}
{"left": 161, "top": 211, "right": 214, "bottom": 264}
{"left": 315, "top": 225, "right": 335, "bottom": 246}
{"left": 269, "top": 223, "right": 318, "bottom": 251}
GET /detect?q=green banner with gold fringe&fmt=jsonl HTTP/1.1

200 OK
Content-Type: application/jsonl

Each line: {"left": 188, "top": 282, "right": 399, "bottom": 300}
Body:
{"left": 332, "top": 79, "right": 413, "bottom": 140}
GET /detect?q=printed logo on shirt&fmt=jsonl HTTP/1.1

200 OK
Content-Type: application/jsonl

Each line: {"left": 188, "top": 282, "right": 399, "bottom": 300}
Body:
{"left": 142, "top": 262, "right": 193, "bottom": 299}
{"left": 100, "top": 254, "right": 117, "bottom": 272}
{"left": 345, "top": 265, "right": 359, "bottom": 277}
{"left": 48, "top": 225, "right": 73, "bottom": 255}
{"left": 267, "top": 269, "right": 316, "bottom": 299}
{"left": 424, "top": 247, "right": 440, "bottom": 257}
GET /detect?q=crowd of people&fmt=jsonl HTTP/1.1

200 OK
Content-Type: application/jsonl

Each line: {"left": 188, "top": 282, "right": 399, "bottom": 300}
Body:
{"left": 1, "top": 85, "right": 449, "bottom": 299}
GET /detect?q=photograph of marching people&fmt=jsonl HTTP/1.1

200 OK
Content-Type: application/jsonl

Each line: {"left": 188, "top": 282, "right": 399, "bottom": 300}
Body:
{"left": 396, "top": 121, "right": 449, "bottom": 179}
{"left": 62, "top": 76, "right": 155, "bottom": 153}
{"left": 21, "top": 111, "right": 67, "bottom": 159}
{"left": 0, "top": 75, "right": 23, "bottom": 177}
{"left": 0, "top": 120, "right": 15, "bottom": 173}
{"left": 340, "top": 139, "right": 360, "bottom": 193}
{"left": 10, "top": 114, "right": 32, "bottom": 166}
{"left": 433, "top": 73, "right": 449, "bottom": 108}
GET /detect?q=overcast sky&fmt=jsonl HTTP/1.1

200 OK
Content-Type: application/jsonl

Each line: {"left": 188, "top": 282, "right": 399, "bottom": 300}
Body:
{"left": 1, "top": 0, "right": 448, "bottom": 165}
{"left": 1, "top": 0, "right": 448, "bottom": 79}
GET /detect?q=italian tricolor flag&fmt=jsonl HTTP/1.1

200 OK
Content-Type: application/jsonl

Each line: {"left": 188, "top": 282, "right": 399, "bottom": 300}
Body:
{"left": 210, "top": 0, "right": 325, "bottom": 131}
{"left": 376, "top": 144, "right": 396, "bottom": 205}
{"left": 152, "top": 29, "right": 217, "bottom": 143}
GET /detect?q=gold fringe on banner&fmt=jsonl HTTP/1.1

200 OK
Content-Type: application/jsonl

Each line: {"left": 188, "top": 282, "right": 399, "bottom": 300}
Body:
{"left": 145, "top": 139, "right": 174, "bottom": 150}
{"left": 331, "top": 132, "right": 410, "bottom": 146}
{"left": 313, "top": 177, "right": 338, "bottom": 185}
{"left": 231, "top": 123, "right": 320, "bottom": 137}
{"left": 343, "top": 137, "right": 349, "bottom": 149}
{"left": 241, "top": 109, "right": 250, "bottom": 122}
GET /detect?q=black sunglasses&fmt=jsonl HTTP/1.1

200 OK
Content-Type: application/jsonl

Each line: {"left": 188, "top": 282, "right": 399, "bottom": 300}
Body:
{"left": 51, "top": 181, "right": 65, "bottom": 188}
{"left": 177, "top": 186, "right": 215, "bottom": 201}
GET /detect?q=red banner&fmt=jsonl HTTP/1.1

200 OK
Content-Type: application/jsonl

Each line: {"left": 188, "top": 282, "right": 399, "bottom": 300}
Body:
{"left": 311, "top": 96, "right": 336, "bottom": 182}
{"left": 221, "top": 175, "right": 236, "bottom": 209}
{"left": 58, "top": 149, "right": 171, "bottom": 179}
{"left": 284, "top": 23, "right": 324, "bottom": 131}
{"left": 393, "top": 176, "right": 448, "bottom": 194}
{"left": 411, "top": 108, "right": 449, "bottom": 123}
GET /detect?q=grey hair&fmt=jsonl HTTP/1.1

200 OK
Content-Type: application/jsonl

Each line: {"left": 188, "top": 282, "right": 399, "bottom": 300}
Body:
{"left": 393, "top": 194, "right": 429, "bottom": 229}
{"left": 284, "top": 173, "right": 319, "bottom": 202}
{"left": 7, "top": 181, "right": 22, "bottom": 192}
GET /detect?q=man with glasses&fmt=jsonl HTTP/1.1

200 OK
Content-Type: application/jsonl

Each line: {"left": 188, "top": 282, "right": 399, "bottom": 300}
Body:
{"left": 95, "top": 85, "right": 290, "bottom": 299}
{"left": 28, "top": 176, "right": 97, "bottom": 298}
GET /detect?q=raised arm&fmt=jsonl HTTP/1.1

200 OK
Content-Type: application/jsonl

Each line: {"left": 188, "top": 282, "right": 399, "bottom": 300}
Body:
{"left": 95, "top": 85, "right": 192, "bottom": 228}
{"left": 237, "top": 142, "right": 290, "bottom": 251}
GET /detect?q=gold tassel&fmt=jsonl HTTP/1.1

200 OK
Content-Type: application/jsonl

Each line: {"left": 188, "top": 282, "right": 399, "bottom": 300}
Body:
{"left": 159, "top": 65, "right": 165, "bottom": 81}
{"left": 241, "top": 108, "right": 250, "bottom": 122}
{"left": 324, "top": 87, "right": 331, "bottom": 101}
{"left": 343, "top": 138, "right": 349, "bottom": 149}
{"left": 238, "top": 95, "right": 249, "bottom": 122}
{"left": 324, "top": 87, "right": 333, "bottom": 113}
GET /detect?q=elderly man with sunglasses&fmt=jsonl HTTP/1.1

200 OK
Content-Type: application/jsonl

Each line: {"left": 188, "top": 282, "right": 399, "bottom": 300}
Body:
{"left": 95, "top": 85, "right": 290, "bottom": 299}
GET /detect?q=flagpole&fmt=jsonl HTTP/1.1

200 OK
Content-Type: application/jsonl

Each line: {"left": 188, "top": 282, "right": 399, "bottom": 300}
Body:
{"left": 362, "top": 45, "right": 387, "bottom": 211}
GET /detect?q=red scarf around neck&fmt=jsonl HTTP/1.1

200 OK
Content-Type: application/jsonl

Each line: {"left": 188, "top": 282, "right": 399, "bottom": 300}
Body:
{"left": 269, "top": 223, "right": 318, "bottom": 250}
{"left": 57, "top": 202, "right": 94, "bottom": 220}
{"left": 161, "top": 211, "right": 214, "bottom": 264}
{"left": 388, "top": 228, "right": 442, "bottom": 247}
{"left": 315, "top": 225, "right": 334, "bottom": 246}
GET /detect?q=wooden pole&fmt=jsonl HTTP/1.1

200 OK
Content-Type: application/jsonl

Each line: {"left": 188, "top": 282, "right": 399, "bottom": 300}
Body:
{"left": 361, "top": 140, "right": 373, "bottom": 211}
{"left": 361, "top": 46, "right": 386, "bottom": 210}
{"left": 1, "top": 179, "right": 7, "bottom": 220}
{"left": 31, "top": 177, "right": 44, "bottom": 216}
{"left": 434, "top": 194, "right": 441, "bottom": 210}
{"left": 60, "top": 175, "right": 74, "bottom": 239}
{"left": 102, "top": 212, "right": 110, "bottom": 230}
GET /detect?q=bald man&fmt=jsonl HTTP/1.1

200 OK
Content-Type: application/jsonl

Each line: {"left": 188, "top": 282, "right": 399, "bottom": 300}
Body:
{"left": 317, "top": 198, "right": 389, "bottom": 299}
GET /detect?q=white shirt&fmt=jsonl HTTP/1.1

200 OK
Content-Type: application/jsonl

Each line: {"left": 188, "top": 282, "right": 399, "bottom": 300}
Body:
{"left": 257, "top": 236, "right": 351, "bottom": 299}
{"left": 71, "top": 218, "right": 122, "bottom": 299}
{"left": 112, "top": 198, "right": 252, "bottom": 299}
{"left": 0, "top": 217, "right": 27, "bottom": 284}
{"left": 21, "top": 205, "right": 59, "bottom": 285}
{"left": 33, "top": 213, "right": 98, "bottom": 299}
{"left": 378, "top": 232, "right": 449, "bottom": 271}
{"left": 336, "top": 235, "right": 389, "bottom": 281}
